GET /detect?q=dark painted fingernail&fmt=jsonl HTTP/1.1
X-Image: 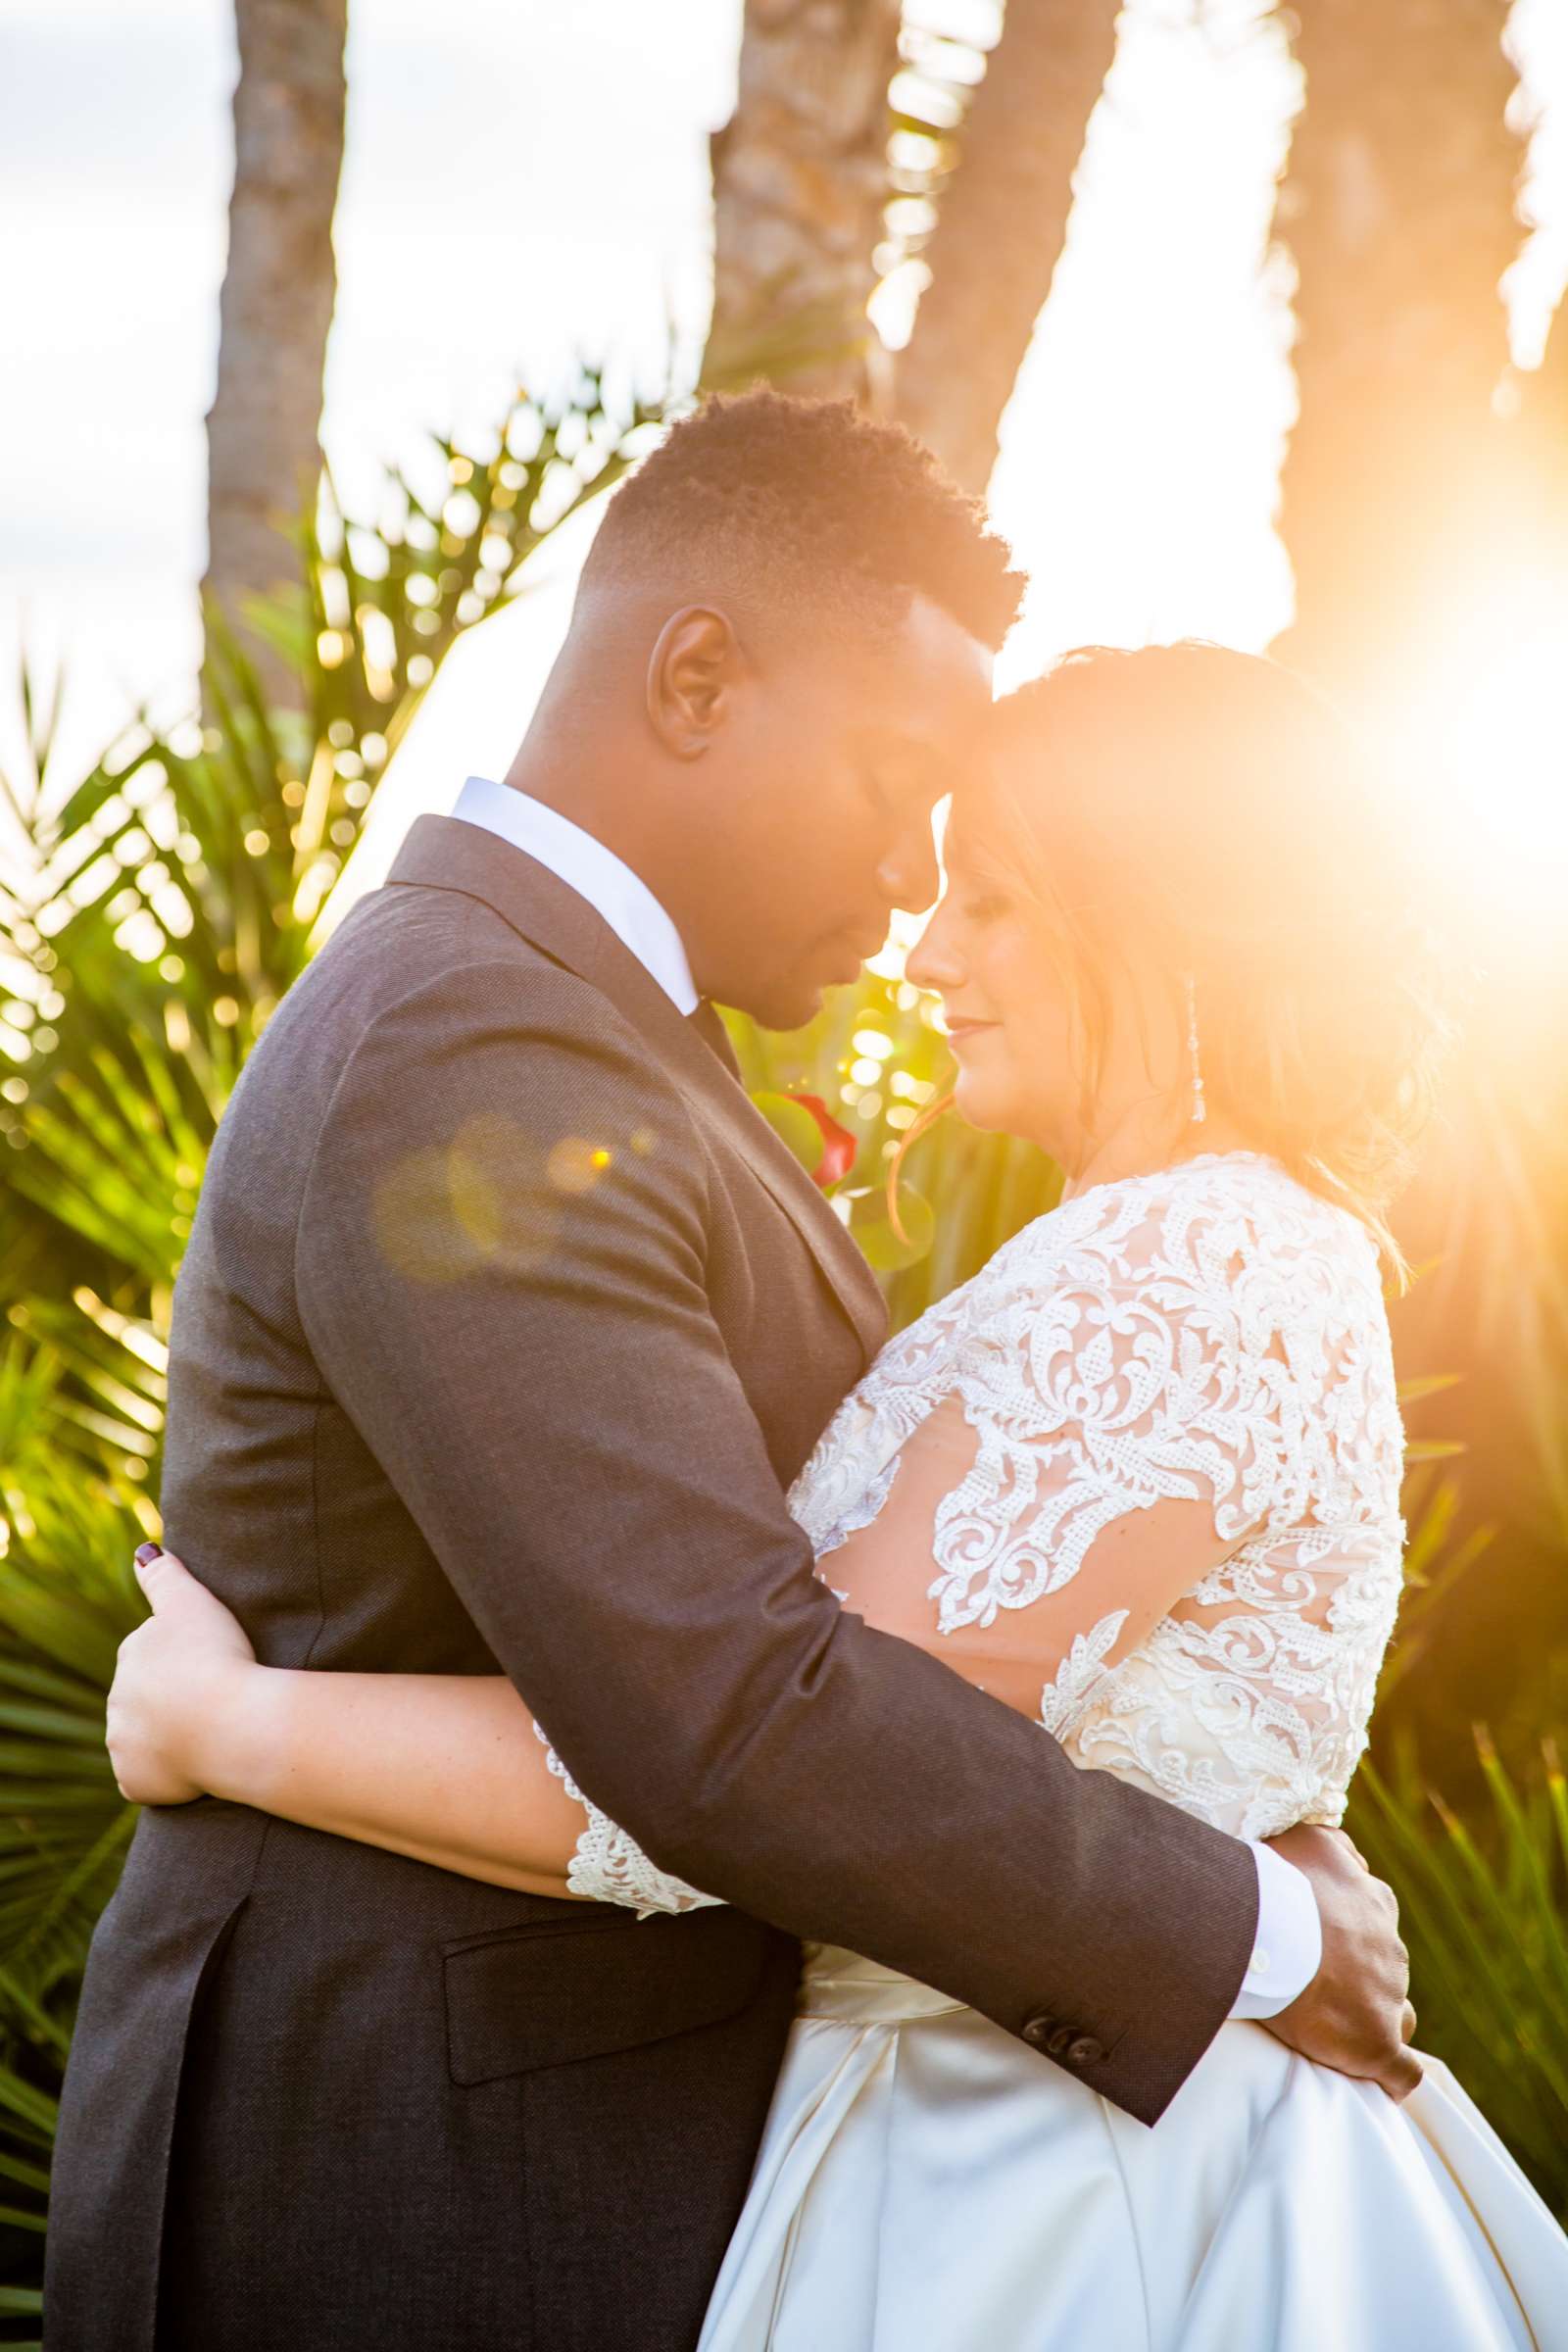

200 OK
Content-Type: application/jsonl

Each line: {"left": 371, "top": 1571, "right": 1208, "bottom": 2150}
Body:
{"left": 133, "top": 1542, "right": 162, "bottom": 1567}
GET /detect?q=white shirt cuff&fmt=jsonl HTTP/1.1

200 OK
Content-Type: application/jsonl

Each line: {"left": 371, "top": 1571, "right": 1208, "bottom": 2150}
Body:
{"left": 1230, "top": 1842, "right": 1323, "bottom": 2020}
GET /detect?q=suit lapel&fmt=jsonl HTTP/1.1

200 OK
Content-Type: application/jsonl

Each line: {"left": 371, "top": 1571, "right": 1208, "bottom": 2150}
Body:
{"left": 387, "top": 815, "right": 889, "bottom": 1368}
{"left": 679, "top": 1044, "right": 889, "bottom": 1367}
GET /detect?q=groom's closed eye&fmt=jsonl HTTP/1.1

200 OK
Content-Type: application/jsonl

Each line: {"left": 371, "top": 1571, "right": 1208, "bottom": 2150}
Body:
{"left": 863, "top": 764, "right": 936, "bottom": 818}
{"left": 858, "top": 728, "right": 947, "bottom": 806}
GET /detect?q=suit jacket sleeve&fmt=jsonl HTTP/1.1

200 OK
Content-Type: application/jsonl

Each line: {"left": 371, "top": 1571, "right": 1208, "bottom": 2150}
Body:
{"left": 296, "top": 954, "right": 1259, "bottom": 2124}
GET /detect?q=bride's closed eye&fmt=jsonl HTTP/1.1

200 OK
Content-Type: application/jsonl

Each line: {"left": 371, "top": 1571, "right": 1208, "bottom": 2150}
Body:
{"left": 957, "top": 890, "right": 1011, "bottom": 926}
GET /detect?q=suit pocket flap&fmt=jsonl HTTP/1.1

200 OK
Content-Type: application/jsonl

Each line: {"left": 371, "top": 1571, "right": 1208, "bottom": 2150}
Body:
{"left": 442, "top": 1903, "right": 769, "bottom": 2084}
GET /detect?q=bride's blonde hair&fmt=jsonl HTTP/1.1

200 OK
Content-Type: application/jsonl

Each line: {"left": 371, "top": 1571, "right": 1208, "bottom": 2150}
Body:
{"left": 897, "top": 643, "right": 1454, "bottom": 1284}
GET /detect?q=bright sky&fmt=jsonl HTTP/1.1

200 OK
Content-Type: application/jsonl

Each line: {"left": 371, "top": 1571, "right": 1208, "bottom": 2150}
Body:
{"left": 2, "top": 0, "right": 1564, "bottom": 912}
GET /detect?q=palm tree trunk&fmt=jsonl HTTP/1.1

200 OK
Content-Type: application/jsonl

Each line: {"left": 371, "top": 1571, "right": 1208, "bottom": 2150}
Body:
{"left": 706, "top": 0, "right": 903, "bottom": 403}
{"left": 1272, "top": 0, "right": 1525, "bottom": 705}
{"left": 896, "top": 0, "right": 1122, "bottom": 497}
{"left": 203, "top": 0, "right": 348, "bottom": 706}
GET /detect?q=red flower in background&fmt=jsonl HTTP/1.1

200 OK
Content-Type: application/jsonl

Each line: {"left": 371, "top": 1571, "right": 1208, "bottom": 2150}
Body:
{"left": 750, "top": 1089, "right": 858, "bottom": 1190}
{"left": 790, "top": 1094, "right": 858, "bottom": 1189}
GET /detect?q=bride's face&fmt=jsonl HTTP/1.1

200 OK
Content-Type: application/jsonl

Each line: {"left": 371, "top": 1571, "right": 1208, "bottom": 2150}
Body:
{"left": 906, "top": 812, "right": 1080, "bottom": 1156}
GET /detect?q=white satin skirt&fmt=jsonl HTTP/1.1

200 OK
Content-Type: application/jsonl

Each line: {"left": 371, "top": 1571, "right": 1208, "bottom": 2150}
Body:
{"left": 696, "top": 1944, "right": 1568, "bottom": 2352}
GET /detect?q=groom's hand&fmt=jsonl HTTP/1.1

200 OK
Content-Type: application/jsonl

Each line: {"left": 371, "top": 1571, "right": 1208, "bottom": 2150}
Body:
{"left": 1260, "top": 1825, "right": 1422, "bottom": 2100}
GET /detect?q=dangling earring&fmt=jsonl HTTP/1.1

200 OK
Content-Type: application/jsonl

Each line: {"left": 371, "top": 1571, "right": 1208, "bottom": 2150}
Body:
{"left": 1185, "top": 972, "right": 1206, "bottom": 1126}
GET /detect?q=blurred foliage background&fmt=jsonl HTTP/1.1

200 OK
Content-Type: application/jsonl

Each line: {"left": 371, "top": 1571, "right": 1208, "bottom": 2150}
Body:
{"left": 1, "top": 0, "right": 1566, "bottom": 2336}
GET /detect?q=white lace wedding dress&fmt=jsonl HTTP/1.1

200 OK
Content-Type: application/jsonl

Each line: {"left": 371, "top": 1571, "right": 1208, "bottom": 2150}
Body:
{"left": 543, "top": 1152, "right": 1568, "bottom": 2350}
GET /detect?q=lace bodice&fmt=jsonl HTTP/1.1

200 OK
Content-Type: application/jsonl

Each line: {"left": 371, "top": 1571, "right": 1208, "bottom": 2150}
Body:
{"left": 545, "top": 1152, "right": 1407, "bottom": 1913}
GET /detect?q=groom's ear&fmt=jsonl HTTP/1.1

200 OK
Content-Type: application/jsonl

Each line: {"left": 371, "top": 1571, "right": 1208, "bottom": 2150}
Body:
{"left": 645, "top": 606, "right": 743, "bottom": 760}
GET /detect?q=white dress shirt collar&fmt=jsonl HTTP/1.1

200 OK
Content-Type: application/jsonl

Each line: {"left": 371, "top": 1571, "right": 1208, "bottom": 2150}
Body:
{"left": 451, "top": 774, "right": 699, "bottom": 1016}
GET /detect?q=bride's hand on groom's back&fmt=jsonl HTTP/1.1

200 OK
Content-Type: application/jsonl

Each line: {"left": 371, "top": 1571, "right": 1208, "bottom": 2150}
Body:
{"left": 1260, "top": 1825, "right": 1422, "bottom": 2101}
{"left": 106, "top": 1544, "right": 256, "bottom": 1807}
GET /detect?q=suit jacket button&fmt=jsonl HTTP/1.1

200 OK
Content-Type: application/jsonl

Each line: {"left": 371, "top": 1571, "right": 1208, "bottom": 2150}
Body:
{"left": 1066, "top": 2034, "right": 1104, "bottom": 2068}
{"left": 1020, "top": 2013, "right": 1055, "bottom": 2048}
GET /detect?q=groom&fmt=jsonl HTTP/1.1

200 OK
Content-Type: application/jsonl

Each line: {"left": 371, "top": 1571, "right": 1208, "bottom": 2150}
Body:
{"left": 48, "top": 391, "right": 1416, "bottom": 2352}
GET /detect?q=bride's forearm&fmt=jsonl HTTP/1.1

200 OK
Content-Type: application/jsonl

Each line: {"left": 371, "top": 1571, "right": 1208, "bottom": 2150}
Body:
{"left": 197, "top": 1664, "right": 591, "bottom": 1897}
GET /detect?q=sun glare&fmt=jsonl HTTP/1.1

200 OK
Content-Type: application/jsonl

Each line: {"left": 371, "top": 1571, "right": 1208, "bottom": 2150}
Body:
{"left": 1449, "top": 636, "right": 1567, "bottom": 823}
{"left": 1429, "top": 607, "right": 1568, "bottom": 926}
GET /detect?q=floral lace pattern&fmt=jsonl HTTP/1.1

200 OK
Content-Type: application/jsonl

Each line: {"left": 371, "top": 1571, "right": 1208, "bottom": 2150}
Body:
{"left": 533, "top": 1720, "right": 720, "bottom": 1918}
{"left": 549, "top": 1152, "right": 1407, "bottom": 1904}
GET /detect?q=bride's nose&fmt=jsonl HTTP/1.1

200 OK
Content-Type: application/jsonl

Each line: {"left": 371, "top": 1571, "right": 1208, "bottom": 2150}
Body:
{"left": 906, "top": 906, "right": 965, "bottom": 994}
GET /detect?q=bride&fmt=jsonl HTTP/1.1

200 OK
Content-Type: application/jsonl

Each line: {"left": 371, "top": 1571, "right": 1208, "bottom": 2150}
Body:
{"left": 108, "top": 643, "right": 1568, "bottom": 2349}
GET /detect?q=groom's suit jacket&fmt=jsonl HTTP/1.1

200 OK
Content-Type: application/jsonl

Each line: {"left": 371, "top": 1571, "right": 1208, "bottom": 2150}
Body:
{"left": 46, "top": 815, "right": 1258, "bottom": 2352}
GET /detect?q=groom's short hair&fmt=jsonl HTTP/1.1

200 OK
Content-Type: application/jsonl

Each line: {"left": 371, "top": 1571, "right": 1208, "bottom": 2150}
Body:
{"left": 581, "top": 388, "right": 1023, "bottom": 651}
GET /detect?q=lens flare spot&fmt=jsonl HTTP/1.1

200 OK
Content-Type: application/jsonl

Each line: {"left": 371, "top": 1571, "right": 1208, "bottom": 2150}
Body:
{"left": 548, "top": 1136, "right": 612, "bottom": 1194}
{"left": 374, "top": 1113, "right": 562, "bottom": 1284}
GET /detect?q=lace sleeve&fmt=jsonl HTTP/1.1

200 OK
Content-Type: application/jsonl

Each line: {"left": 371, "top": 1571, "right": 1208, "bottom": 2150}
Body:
{"left": 814, "top": 1163, "right": 1406, "bottom": 1838}
{"left": 530, "top": 1721, "right": 724, "bottom": 1918}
